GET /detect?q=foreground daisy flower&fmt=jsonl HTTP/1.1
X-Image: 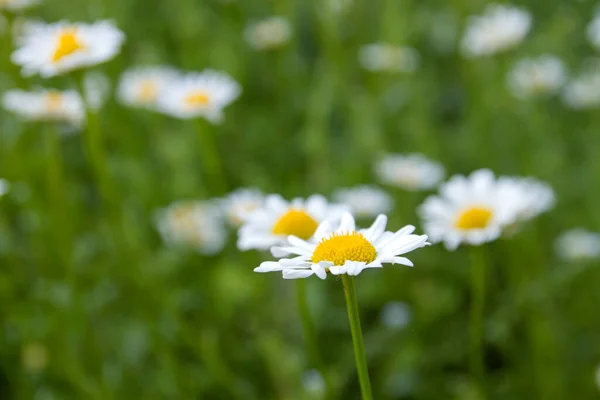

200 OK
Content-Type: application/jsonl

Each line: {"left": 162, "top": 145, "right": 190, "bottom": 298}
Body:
{"left": 0, "top": 0, "right": 40, "bottom": 11}
{"left": 358, "top": 43, "right": 419, "bottom": 73}
{"left": 237, "top": 194, "right": 347, "bottom": 251}
{"left": 255, "top": 212, "right": 429, "bottom": 279}
{"left": 375, "top": 153, "right": 445, "bottom": 191}
{"left": 419, "top": 169, "right": 521, "bottom": 250}
{"left": 2, "top": 88, "right": 85, "bottom": 126}
{"left": 562, "top": 69, "right": 600, "bottom": 109}
{"left": 507, "top": 55, "right": 566, "bottom": 99}
{"left": 221, "top": 188, "right": 264, "bottom": 227}
{"left": 157, "top": 70, "right": 241, "bottom": 123}
{"left": 117, "top": 66, "right": 178, "bottom": 110}
{"left": 244, "top": 16, "right": 292, "bottom": 51}
{"left": 155, "top": 200, "right": 226, "bottom": 255}
{"left": 333, "top": 185, "right": 392, "bottom": 218}
{"left": 555, "top": 229, "right": 600, "bottom": 262}
{"left": 11, "top": 20, "right": 125, "bottom": 78}
{"left": 461, "top": 4, "right": 531, "bottom": 57}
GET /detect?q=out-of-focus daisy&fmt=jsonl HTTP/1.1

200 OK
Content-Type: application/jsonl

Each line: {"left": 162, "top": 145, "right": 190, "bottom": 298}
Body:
{"left": 380, "top": 301, "right": 411, "bottom": 330}
{"left": 2, "top": 88, "right": 85, "bottom": 126}
{"left": 555, "top": 229, "right": 600, "bottom": 262}
{"left": 83, "top": 71, "right": 110, "bottom": 112}
{"left": 155, "top": 200, "right": 226, "bottom": 255}
{"left": 375, "top": 153, "right": 445, "bottom": 191}
{"left": 0, "top": 0, "right": 40, "bottom": 11}
{"left": 157, "top": 70, "right": 241, "bottom": 123}
{"left": 244, "top": 16, "right": 292, "bottom": 51}
{"left": 562, "top": 70, "right": 600, "bottom": 109}
{"left": 255, "top": 212, "right": 429, "bottom": 279}
{"left": 587, "top": 14, "right": 600, "bottom": 51}
{"left": 498, "top": 176, "right": 555, "bottom": 223}
{"left": 419, "top": 169, "right": 522, "bottom": 250}
{"left": 333, "top": 185, "right": 392, "bottom": 218}
{"left": 117, "top": 66, "right": 178, "bottom": 110}
{"left": 237, "top": 194, "right": 347, "bottom": 251}
{"left": 11, "top": 20, "right": 125, "bottom": 78}
{"left": 302, "top": 370, "right": 326, "bottom": 396}
{"left": 0, "top": 179, "right": 10, "bottom": 198}
{"left": 461, "top": 4, "right": 531, "bottom": 57}
{"left": 358, "top": 43, "right": 419, "bottom": 73}
{"left": 221, "top": 188, "right": 264, "bottom": 227}
{"left": 507, "top": 55, "right": 566, "bottom": 98}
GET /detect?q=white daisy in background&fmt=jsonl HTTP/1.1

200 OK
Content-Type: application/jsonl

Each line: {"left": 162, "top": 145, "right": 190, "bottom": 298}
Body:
{"left": 358, "top": 43, "right": 420, "bottom": 73}
{"left": 302, "top": 370, "right": 326, "bottom": 396}
{"left": 587, "top": 14, "right": 600, "bottom": 51}
{"left": 221, "top": 188, "right": 264, "bottom": 228}
{"left": 0, "top": 0, "right": 40, "bottom": 12}
{"left": 555, "top": 229, "right": 600, "bottom": 262}
{"left": 380, "top": 301, "right": 412, "bottom": 330}
{"left": 157, "top": 70, "right": 241, "bottom": 123}
{"left": 83, "top": 71, "right": 110, "bottom": 112}
{"left": 117, "top": 66, "right": 178, "bottom": 110}
{"left": 461, "top": 4, "right": 531, "bottom": 57}
{"left": 333, "top": 185, "right": 392, "bottom": 218}
{"left": 244, "top": 16, "right": 292, "bottom": 51}
{"left": 375, "top": 153, "right": 445, "bottom": 191}
{"left": 2, "top": 88, "right": 85, "bottom": 126}
{"left": 0, "top": 179, "right": 10, "bottom": 197}
{"left": 237, "top": 194, "right": 347, "bottom": 251}
{"left": 155, "top": 200, "right": 227, "bottom": 255}
{"left": 507, "top": 55, "right": 566, "bottom": 98}
{"left": 11, "top": 20, "right": 125, "bottom": 77}
{"left": 498, "top": 176, "right": 555, "bottom": 224}
{"left": 562, "top": 69, "right": 600, "bottom": 109}
{"left": 419, "top": 169, "right": 523, "bottom": 250}
{"left": 254, "top": 212, "right": 429, "bottom": 279}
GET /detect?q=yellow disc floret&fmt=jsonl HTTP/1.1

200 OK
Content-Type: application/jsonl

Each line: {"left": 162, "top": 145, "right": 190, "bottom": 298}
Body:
{"left": 312, "top": 232, "right": 377, "bottom": 266}
{"left": 455, "top": 206, "right": 493, "bottom": 230}
{"left": 185, "top": 92, "right": 210, "bottom": 107}
{"left": 272, "top": 209, "right": 318, "bottom": 240}
{"left": 52, "top": 30, "right": 85, "bottom": 63}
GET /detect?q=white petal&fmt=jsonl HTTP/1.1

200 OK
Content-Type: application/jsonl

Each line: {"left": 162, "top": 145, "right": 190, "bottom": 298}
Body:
{"left": 384, "top": 257, "right": 414, "bottom": 267}
{"left": 270, "top": 246, "right": 311, "bottom": 258}
{"left": 311, "top": 263, "right": 327, "bottom": 280}
{"left": 337, "top": 212, "right": 356, "bottom": 233}
{"left": 282, "top": 269, "right": 314, "bottom": 279}
{"left": 363, "top": 214, "right": 388, "bottom": 242}
{"left": 254, "top": 261, "right": 283, "bottom": 272}
{"left": 344, "top": 260, "right": 366, "bottom": 276}
{"left": 313, "top": 220, "right": 334, "bottom": 241}
{"left": 287, "top": 235, "right": 316, "bottom": 251}
{"left": 279, "top": 257, "right": 311, "bottom": 267}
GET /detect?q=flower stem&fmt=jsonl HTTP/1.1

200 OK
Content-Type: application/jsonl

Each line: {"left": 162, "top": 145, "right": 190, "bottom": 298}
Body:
{"left": 195, "top": 119, "right": 226, "bottom": 195}
{"left": 341, "top": 275, "right": 373, "bottom": 400}
{"left": 469, "top": 246, "right": 487, "bottom": 397}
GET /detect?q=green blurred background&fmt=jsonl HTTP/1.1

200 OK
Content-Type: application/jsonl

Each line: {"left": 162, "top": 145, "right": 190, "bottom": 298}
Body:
{"left": 1, "top": 0, "right": 600, "bottom": 399}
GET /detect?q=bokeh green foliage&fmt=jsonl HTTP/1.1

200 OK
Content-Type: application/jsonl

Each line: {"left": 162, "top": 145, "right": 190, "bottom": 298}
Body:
{"left": 1, "top": 0, "right": 600, "bottom": 399}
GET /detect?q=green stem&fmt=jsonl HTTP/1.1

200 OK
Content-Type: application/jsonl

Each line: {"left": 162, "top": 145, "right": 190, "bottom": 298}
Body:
{"left": 341, "top": 275, "right": 373, "bottom": 400}
{"left": 295, "top": 280, "right": 334, "bottom": 399}
{"left": 469, "top": 246, "right": 486, "bottom": 397}
{"left": 195, "top": 119, "right": 226, "bottom": 195}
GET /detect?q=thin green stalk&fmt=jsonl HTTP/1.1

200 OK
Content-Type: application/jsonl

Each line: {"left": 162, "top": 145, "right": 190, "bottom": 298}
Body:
{"left": 295, "top": 279, "right": 334, "bottom": 399}
{"left": 341, "top": 275, "right": 373, "bottom": 400}
{"left": 469, "top": 245, "right": 486, "bottom": 397}
{"left": 195, "top": 119, "right": 226, "bottom": 195}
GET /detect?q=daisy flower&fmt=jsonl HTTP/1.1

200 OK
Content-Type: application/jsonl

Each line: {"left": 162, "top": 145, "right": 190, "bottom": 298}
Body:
{"left": 244, "top": 16, "right": 292, "bottom": 51}
{"left": 237, "top": 194, "right": 347, "bottom": 251}
{"left": 498, "top": 176, "right": 555, "bottom": 223}
{"left": 380, "top": 301, "right": 411, "bottom": 330}
{"left": 507, "top": 55, "right": 566, "bottom": 98}
{"left": 375, "top": 153, "right": 445, "bottom": 191}
{"left": 254, "top": 212, "right": 429, "bottom": 279}
{"left": 562, "top": 69, "right": 600, "bottom": 109}
{"left": 157, "top": 69, "right": 241, "bottom": 123}
{"left": 0, "top": 0, "right": 40, "bottom": 11}
{"left": 358, "top": 43, "right": 419, "bottom": 73}
{"left": 555, "top": 229, "right": 600, "bottom": 262}
{"left": 221, "top": 188, "right": 264, "bottom": 227}
{"left": 2, "top": 88, "right": 85, "bottom": 126}
{"left": 155, "top": 200, "right": 227, "bottom": 255}
{"left": 333, "top": 185, "right": 392, "bottom": 218}
{"left": 461, "top": 4, "right": 531, "bottom": 57}
{"left": 418, "top": 169, "right": 522, "bottom": 250}
{"left": 11, "top": 20, "right": 125, "bottom": 78}
{"left": 117, "top": 66, "right": 178, "bottom": 110}
{"left": 0, "top": 179, "right": 10, "bottom": 197}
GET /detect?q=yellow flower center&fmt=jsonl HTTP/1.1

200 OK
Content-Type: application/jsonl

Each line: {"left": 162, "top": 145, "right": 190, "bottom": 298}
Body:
{"left": 137, "top": 81, "right": 158, "bottom": 102}
{"left": 45, "top": 92, "right": 63, "bottom": 111}
{"left": 184, "top": 92, "right": 210, "bottom": 108}
{"left": 455, "top": 207, "right": 493, "bottom": 230}
{"left": 52, "top": 30, "right": 86, "bottom": 63}
{"left": 272, "top": 209, "right": 318, "bottom": 240}
{"left": 312, "top": 232, "right": 377, "bottom": 266}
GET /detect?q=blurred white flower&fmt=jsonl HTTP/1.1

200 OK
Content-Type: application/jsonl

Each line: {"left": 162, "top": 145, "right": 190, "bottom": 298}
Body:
{"left": 157, "top": 70, "right": 241, "bottom": 123}
{"left": 83, "top": 71, "right": 110, "bottom": 111}
{"left": 562, "top": 70, "right": 600, "bottom": 109}
{"left": 461, "top": 4, "right": 531, "bottom": 57}
{"left": 587, "top": 14, "right": 600, "bottom": 51}
{"left": 358, "top": 43, "right": 419, "bottom": 73}
{"left": 255, "top": 212, "right": 429, "bottom": 279}
{"left": 21, "top": 342, "right": 48, "bottom": 372}
{"left": 0, "top": 179, "right": 10, "bottom": 198}
{"left": 237, "top": 194, "right": 347, "bottom": 251}
{"left": 375, "top": 153, "right": 445, "bottom": 191}
{"left": 333, "top": 185, "right": 392, "bottom": 218}
{"left": 507, "top": 55, "right": 566, "bottom": 98}
{"left": 555, "top": 229, "right": 600, "bottom": 262}
{"left": 245, "top": 16, "right": 292, "bottom": 51}
{"left": 2, "top": 88, "right": 85, "bottom": 126}
{"left": 326, "top": 0, "right": 352, "bottom": 14}
{"left": 11, "top": 20, "right": 125, "bottom": 77}
{"left": 117, "top": 66, "right": 178, "bottom": 110}
{"left": 380, "top": 301, "right": 411, "bottom": 330}
{"left": 498, "top": 176, "right": 555, "bottom": 223}
{"left": 302, "top": 369, "right": 326, "bottom": 396}
{"left": 155, "top": 201, "right": 227, "bottom": 255}
{"left": 221, "top": 188, "right": 264, "bottom": 227}
{"left": 0, "top": 0, "right": 40, "bottom": 11}
{"left": 419, "top": 169, "right": 524, "bottom": 250}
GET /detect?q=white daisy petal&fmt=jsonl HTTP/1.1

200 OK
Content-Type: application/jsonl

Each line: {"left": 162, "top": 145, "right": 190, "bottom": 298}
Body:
{"left": 254, "top": 261, "right": 284, "bottom": 272}
{"left": 362, "top": 214, "right": 388, "bottom": 242}
{"left": 311, "top": 263, "right": 327, "bottom": 280}
{"left": 282, "top": 269, "right": 315, "bottom": 279}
